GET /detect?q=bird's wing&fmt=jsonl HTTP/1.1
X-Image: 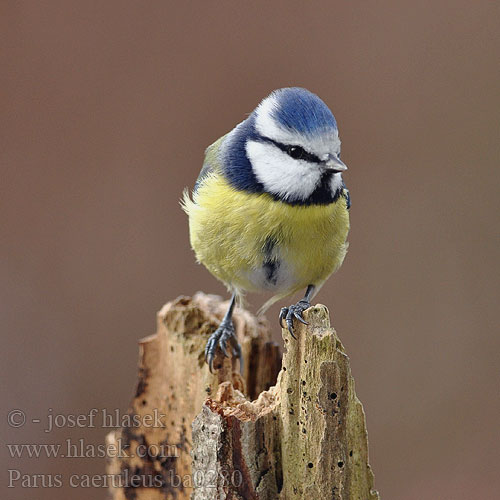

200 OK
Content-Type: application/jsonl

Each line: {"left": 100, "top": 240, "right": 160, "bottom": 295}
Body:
{"left": 193, "top": 135, "right": 227, "bottom": 193}
{"left": 342, "top": 181, "right": 351, "bottom": 209}
{"left": 193, "top": 161, "right": 214, "bottom": 193}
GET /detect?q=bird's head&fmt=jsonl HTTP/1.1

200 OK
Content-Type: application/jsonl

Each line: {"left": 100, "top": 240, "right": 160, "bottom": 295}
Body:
{"left": 222, "top": 87, "right": 346, "bottom": 205}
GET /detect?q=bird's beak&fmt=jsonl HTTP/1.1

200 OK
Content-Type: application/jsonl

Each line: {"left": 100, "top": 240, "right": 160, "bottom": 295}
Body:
{"left": 324, "top": 154, "right": 347, "bottom": 173}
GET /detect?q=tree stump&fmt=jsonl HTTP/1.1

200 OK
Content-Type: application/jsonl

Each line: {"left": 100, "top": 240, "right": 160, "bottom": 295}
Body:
{"left": 106, "top": 292, "right": 379, "bottom": 499}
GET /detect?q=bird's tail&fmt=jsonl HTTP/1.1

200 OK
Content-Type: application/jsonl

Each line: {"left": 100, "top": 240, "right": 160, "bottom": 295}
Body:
{"left": 257, "top": 292, "right": 290, "bottom": 315}
{"left": 257, "top": 282, "right": 324, "bottom": 316}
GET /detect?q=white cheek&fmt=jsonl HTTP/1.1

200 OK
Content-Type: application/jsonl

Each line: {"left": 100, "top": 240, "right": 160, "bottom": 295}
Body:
{"left": 246, "top": 141, "right": 321, "bottom": 201}
{"left": 330, "top": 172, "right": 343, "bottom": 194}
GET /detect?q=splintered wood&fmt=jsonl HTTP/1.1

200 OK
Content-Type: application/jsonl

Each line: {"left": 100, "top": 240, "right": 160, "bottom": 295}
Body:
{"left": 106, "top": 292, "right": 379, "bottom": 499}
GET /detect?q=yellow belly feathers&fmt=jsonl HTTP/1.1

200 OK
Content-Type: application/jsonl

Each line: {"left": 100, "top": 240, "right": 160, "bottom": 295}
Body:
{"left": 183, "top": 172, "right": 349, "bottom": 307}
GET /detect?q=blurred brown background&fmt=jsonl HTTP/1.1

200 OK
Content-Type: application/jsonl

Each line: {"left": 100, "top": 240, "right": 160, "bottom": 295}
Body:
{"left": 1, "top": 1, "right": 499, "bottom": 499}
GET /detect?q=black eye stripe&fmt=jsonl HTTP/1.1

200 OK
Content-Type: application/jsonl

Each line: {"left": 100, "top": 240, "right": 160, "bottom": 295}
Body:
{"left": 259, "top": 138, "right": 322, "bottom": 164}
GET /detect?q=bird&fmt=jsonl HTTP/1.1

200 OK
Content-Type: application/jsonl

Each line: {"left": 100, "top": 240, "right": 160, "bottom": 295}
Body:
{"left": 182, "top": 87, "right": 350, "bottom": 372}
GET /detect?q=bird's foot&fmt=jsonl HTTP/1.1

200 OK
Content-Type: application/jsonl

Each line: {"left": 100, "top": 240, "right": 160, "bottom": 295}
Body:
{"left": 279, "top": 299, "right": 310, "bottom": 339}
{"left": 204, "top": 320, "right": 242, "bottom": 373}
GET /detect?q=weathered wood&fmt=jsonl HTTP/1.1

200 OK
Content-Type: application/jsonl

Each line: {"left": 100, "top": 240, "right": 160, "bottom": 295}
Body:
{"left": 106, "top": 293, "right": 379, "bottom": 499}
{"left": 106, "top": 293, "right": 280, "bottom": 499}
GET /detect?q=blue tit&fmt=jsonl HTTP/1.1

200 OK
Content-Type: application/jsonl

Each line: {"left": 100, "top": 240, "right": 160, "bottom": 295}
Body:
{"left": 182, "top": 87, "right": 350, "bottom": 372}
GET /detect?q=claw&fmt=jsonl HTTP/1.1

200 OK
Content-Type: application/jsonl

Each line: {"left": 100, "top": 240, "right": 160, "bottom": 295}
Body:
{"left": 205, "top": 338, "right": 217, "bottom": 373}
{"left": 232, "top": 342, "right": 243, "bottom": 374}
{"left": 204, "top": 341, "right": 211, "bottom": 362}
{"left": 279, "top": 307, "right": 288, "bottom": 328}
{"left": 219, "top": 337, "right": 230, "bottom": 357}
{"left": 293, "top": 311, "right": 308, "bottom": 325}
{"left": 204, "top": 320, "right": 242, "bottom": 372}
{"left": 278, "top": 300, "right": 311, "bottom": 338}
{"left": 206, "top": 352, "right": 215, "bottom": 373}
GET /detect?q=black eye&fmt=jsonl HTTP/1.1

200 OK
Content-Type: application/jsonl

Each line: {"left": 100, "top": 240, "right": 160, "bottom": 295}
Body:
{"left": 286, "top": 145, "right": 306, "bottom": 160}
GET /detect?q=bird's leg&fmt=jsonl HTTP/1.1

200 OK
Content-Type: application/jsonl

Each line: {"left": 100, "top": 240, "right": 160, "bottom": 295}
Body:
{"left": 204, "top": 293, "right": 243, "bottom": 373}
{"left": 279, "top": 284, "right": 315, "bottom": 339}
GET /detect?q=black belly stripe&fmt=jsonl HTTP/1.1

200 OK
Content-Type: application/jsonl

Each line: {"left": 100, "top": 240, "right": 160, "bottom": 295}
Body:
{"left": 263, "top": 237, "right": 280, "bottom": 286}
{"left": 263, "top": 259, "right": 280, "bottom": 286}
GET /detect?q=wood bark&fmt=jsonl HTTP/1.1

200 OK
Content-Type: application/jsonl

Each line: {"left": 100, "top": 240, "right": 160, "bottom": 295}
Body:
{"left": 106, "top": 292, "right": 379, "bottom": 499}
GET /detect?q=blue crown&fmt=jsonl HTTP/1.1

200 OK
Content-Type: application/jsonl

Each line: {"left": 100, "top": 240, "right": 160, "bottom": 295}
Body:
{"left": 271, "top": 88, "right": 338, "bottom": 135}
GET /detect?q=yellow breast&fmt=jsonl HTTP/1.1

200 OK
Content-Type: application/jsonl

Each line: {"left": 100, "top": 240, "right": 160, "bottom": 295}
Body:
{"left": 183, "top": 172, "right": 349, "bottom": 299}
